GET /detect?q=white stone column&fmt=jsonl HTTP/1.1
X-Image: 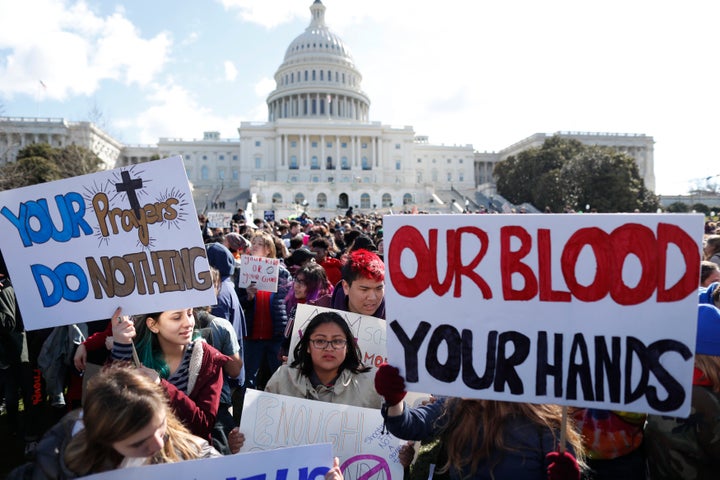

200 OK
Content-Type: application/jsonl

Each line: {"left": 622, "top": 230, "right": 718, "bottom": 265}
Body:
{"left": 304, "top": 134, "right": 310, "bottom": 168}
{"left": 299, "top": 134, "right": 304, "bottom": 167}
{"left": 335, "top": 135, "right": 340, "bottom": 170}
{"left": 276, "top": 135, "right": 282, "bottom": 166}
{"left": 351, "top": 136, "right": 357, "bottom": 167}
{"left": 373, "top": 136, "right": 378, "bottom": 167}
{"left": 283, "top": 135, "right": 288, "bottom": 167}
{"left": 320, "top": 134, "right": 325, "bottom": 169}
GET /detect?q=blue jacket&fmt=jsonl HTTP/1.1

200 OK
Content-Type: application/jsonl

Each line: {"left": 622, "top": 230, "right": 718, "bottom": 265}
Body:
{"left": 383, "top": 398, "right": 565, "bottom": 480}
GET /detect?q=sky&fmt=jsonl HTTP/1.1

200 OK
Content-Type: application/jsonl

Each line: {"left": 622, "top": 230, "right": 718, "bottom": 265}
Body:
{"left": 0, "top": 0, "right": 718, "bottom": 196}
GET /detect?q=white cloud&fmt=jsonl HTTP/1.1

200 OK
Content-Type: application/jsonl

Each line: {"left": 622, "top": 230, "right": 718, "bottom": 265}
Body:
{"left": 0, "top": 0, "right": 171, "bottom": 101}
{"left": 115, "top": 82, "right": 242, "bottom": 144}
{"left": 254, "top": 77, "right": 275, "bottom": 98}
{"left": 224, "top": 61, "right": 238, "bottom": 81}
{"left": 180, "top": 31, "right": 199, "bottom": 46}
{"left": 219, "top": 0, "right": 306, "bottom": 29}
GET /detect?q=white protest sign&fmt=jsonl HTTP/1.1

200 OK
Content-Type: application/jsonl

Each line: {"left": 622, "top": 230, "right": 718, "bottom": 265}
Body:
{"left": 237, "top": 254, "right": 280, "bottom": 292}
{"left": 383, "top": 213, "right": 704, "bottom": 417}
{"left": 287, "top": 304, "right": 388, "bottom": 367}
{"left": 0, "top": 156, "right": 216, "bottom": 330}
{"left": 79, "top": 442, "right": 333, "bottom": 480}
{"left": 206, "top": 211, "right": 233, "bottom": 228}
{"left": 240, "top": 389, "right": 404, "bottom": 480}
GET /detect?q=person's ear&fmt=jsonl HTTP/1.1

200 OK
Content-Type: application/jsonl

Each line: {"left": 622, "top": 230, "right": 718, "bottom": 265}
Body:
{"left": 342, "top": 280, "right": 350, "bottom": 295}
{"left": 146, "top": 317, "right": 159, "bottom": 334}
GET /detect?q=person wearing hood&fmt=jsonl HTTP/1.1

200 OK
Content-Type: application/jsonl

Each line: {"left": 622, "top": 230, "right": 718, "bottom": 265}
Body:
{"left": 699, "top": 281, "right": 720, "bottom": 307}
{"left": 205, "top": 243, "right": 246, "bottom": 348}
{"left": 315, "top": 249, "right": 385, "bottom": 319}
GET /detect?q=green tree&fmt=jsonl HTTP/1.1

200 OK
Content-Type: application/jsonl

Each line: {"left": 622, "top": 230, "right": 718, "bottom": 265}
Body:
{"left": 55, "top": 144, "right": 104, "bottom": 177}
{"left": 1, "top": 143, "right": 103, "bottom": 191}
{"left": 16, "top": 142, "right": 56, "bottom": 161}
{"left": 11, "top": 156, "right": 62, "bottom": 186}
{"left": 691, "top": 203, "right": 710, "bottom": 214}
{"left": 666, "top": 201, "right": 690, "bottom": 213}
{"left": 494, "top": 136, "right": 658, "bottom": 212}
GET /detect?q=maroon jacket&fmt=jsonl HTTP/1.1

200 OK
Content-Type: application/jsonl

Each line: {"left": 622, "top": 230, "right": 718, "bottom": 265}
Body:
{"left": 161, "top": 340, "right": 229, "bottom": 441}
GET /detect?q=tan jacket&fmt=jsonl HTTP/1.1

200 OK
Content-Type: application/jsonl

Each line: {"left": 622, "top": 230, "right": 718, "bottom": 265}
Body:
{"left": 265, "top": 365, "right": 383, "bottom": 409}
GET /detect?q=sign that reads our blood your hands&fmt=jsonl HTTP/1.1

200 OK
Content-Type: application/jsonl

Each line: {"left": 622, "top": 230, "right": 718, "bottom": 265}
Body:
{"left": 0, "top": 156, "right": 216, "bottom": 330}
{"left": 382, "top": 214, "right": 704, "bottom": 417}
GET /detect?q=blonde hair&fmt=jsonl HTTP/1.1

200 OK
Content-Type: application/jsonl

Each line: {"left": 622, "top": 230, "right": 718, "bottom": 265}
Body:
{"left": 695, "top": 354, "right": 720, "bottom": 392}
{"left": 438, "top": 399, "right": 586, "bottom": 476}
{"left": 252, "top": 231, "right": 277, "bottom": 258}
{"left": 64, "top": 363, "right": 207, "bottom": 475}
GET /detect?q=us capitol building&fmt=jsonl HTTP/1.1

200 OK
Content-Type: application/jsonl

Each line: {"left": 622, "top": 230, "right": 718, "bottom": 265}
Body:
{"left": 0, "top": 0, "right": 655, "bottom": 217}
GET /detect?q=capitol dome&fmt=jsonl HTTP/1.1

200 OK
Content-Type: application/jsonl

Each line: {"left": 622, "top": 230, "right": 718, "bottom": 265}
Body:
{"left": 267, "top": 0, "right": 370, "bottom": 122}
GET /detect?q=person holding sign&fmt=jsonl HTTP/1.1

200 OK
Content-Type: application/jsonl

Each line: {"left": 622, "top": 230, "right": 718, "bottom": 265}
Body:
{"left": 111, "top": 307, "right": 230, "bottom": 443}
{"left": 9, "top": 363, "right": 219, "bottom": 479}
{"left": 266, "top": 311, "right": 383, "bottom": 409}
{"left": 238, "top": 231, "right": 291, "bottom": 389}
{"left": 375, "top": 364, "right": 585, "bottom": 480}
{"left": 644, "top": 304, "right": 720, "bottom": 480}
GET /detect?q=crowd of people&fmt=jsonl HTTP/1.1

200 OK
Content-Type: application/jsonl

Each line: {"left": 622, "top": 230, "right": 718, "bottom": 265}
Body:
{"left": 0, "top": 209, "right": 719, "bottom": 479}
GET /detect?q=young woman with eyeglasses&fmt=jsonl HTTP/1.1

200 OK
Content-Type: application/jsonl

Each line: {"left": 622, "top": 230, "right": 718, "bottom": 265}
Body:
{"left": 265, "top": 311, "right": 382, "bottom": 408}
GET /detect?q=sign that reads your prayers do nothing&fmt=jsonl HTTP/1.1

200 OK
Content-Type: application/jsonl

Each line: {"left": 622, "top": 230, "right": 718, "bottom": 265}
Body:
{"left": 382, "top": 213, "right": 703, "bottom": 417}
{"left": 0, "top": 156, "right": 216, "bottom": 330}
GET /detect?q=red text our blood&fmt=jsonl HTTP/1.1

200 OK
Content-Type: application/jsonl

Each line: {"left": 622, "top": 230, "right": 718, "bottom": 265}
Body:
{"left": 387, "top": 223, "right": 699, "bottom": 305}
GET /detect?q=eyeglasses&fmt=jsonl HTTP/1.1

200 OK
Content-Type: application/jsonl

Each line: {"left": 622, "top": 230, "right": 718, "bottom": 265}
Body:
{"left": 309, "top": 338, "right": 347, "bottom": 350}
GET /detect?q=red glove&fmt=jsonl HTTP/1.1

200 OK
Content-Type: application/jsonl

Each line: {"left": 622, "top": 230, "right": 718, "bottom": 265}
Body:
{"left": 546, "top": 451, "right": 580, "bottom": 480}
{"left": 374, "top": 363, "right": 407, "bottom": 406}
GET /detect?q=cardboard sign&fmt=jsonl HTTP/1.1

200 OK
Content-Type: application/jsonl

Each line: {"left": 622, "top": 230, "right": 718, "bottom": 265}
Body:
{"left": 287, "top": 304, "right": 388, "bottom": 367}
{"left": 237, "top": 254, "right": 280, "bottom": 292}
{"left": 0, "top": 156, "right": 216, "bottom": 330}
{"left": 206, "top": 211, "right": 233, "bottom": 228}
{"left": 383, "top": 213, "right": 703, "bottom": 417}
{"left": 80, "top": 442, "right": 333, "bottom": 480}
{"left": 240, "top": 389, "right": 403, "bottom": 480}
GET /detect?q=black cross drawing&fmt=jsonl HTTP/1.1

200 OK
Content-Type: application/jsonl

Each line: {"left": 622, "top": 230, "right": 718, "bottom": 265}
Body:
{"left": 115, "top": 170, "right": 143, "bottom": 219}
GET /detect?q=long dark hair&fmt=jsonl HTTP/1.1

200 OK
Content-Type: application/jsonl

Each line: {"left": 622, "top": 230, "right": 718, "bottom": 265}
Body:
{"left": 290, "top": 311, "right": 370, "bottom": 376}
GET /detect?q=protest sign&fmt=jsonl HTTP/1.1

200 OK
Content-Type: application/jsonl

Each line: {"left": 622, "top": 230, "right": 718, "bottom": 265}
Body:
{"left": 0, "top": 156, "right": 216, "bottom": 330}
{"left": 80, "top": 442, "right": 333, "bottom": 480}
{"left": 237, "top": 254, "right": 280, "bottom": 292}
{"left": 240, "top": 389, "right": 403, "bottom": 480}
{"left": 383, "top": 213, "right": 703, "bottom": 417}
{"left": 287, "top": 304, "right": 388, "bottom": 367}
{"left": 264, "top": 210, "right": 276, "bottom": 222}
{"left": 206, "top": 211, "right": 233, "bottom": 228}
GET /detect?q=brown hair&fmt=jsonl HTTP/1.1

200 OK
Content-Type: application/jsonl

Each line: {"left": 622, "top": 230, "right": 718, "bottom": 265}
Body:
{"left": 64, "top": 363, "right": 206, "bottom": 475}
{"left": 438, "top": 399, "right": 586, "bottom": 476}
{"left": 704, "top": 235, "right": 720, "bottom": 260}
